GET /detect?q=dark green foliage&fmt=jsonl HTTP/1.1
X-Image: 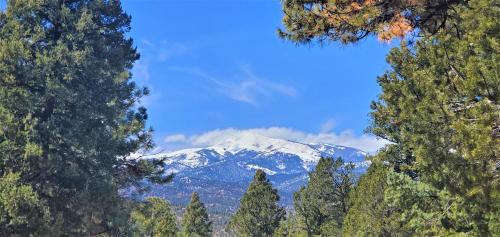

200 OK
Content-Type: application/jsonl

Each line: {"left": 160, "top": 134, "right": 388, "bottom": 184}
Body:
{"left": 279, "top": 0, "right": 466, "bottom": 43}
{"left": 344, "top": 158, "right": 476, "bottom": 236}
{"left": 293, "top": 158, "right": 336, "bottom": 236}
{"left": 365, "top": 0, "right": 499, "bottom": 235}
{"left": 279, "top": 0, "right": 499, "bottom": 235}
{"left": 342, "top": 159, "right": 396, "bottom": 236}
{"left": 0, "top": 172, "right": 52, "bottom": 236}
{"left": 384, "top": 170, "right": 476, "bottom": 235}
{"left": 182, "top": 192, "right": 212, "bottom": 237}
{"left": 273, "top": 214, "right": 307, "bottom": 237}
{"left": 294, "top": 157, "right": 355, "bottom": 236}
{"left": 0, "top": 0, "right": 167, "bottom": 235}
{"left": 227, "top": 170, "right": 285, "bottom": 237}
{"left": 130, "top": 197, "right": 178, "bottom": 237}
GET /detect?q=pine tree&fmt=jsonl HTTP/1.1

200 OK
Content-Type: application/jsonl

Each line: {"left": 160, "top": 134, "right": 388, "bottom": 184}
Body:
{"left": 182, "top": 192, "right": 212, "bottom": 237}
{"left": 0, "top": 172, "right": 52, "bottom": 236}
{"left": 273, "top": 214, "right": 308, "bottom": 237}
{"left": 131, "top": 197, "right": 178, "bottom": 237}
{"left": 363, "top": 0, "right": 499, "bottom": 235}
{"left": 0, "top": 1, "right": 167, "bottom": 235}
{"left": 227, "top": 170, "right": 285, "bottom": 237}
{"left": 277, "top": 0, "right": 499, "bottom": 235}
{"left": 293, "top": 158, "right": 335, "bottom": 236}
{"left": 293, "top": 157, "right": 355, "bottom": 236}
{"left": 342, "top": 159, "right": 397, "bottom": 236}
{"left": 279, "top": 0, "right": 467, "bottom": 43}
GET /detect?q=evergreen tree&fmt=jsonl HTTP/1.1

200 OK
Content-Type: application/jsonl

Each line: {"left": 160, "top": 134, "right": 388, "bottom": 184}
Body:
{"left": 273, "top": 214, "right": 307, "bottom": 237}
{"left": 367, "top": 0, "right": 499, "bottom": 234}
{"left": 385, "top": 170, "right": 477, "bottom": 235}
{"left": 293, "top": 158, "right": 335, "bottom": 236}
{"left": 182, "top": 192, "right": 212, "bottom": 237}
{"left": 0, "top": 1, "right": 168, "bottom": 235}
{"left": 344, "top": 157, "right": 471, "bottom": 236}
{"left": 342, "top": 158, "right": 397, "bottom": 236}
{"left": 227, "top": 170, "right": 285, "bottom": 237}
{"left": 294, "top": 157, "right": 355, "bottom": 236}
{"left": 279, "top": 0, "right": 467, "bottom": 43}
{"left": 0, "top": 172, "right": 52, "bottom": 236}
{"left": 278, "top": 0, "right": 499, "bottom": 235}
{"left": 131, "top": 197, "right": 178, "bottom": 237}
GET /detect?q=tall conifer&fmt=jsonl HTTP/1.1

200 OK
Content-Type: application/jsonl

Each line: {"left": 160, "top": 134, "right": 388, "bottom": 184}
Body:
{"left": 182, "top": 192, "right": 212, "bottom": 237}
{"left": 0, "top": 1, "right": 167, "bottom": 235}
{"left": 131, "top": 197, "right": 178, "bottom": 237}
{"left": 277, "top": 0, "right": 499, "bottom": 235}
{"left": 366, "top": 1, "right": 499, "bottom": 234}
{"left": 294, "top": 157, "right": 355, "bottom": 236}
{"left": 227, "top": 170, "right": 285, "bottom": 237}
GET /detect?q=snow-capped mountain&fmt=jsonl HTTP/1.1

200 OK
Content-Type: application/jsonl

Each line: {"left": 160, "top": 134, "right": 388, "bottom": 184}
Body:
{"left": 134, "top": 133, "right": 370, "bottom": 212}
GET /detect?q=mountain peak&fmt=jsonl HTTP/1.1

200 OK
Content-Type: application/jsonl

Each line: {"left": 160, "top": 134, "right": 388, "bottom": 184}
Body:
{"left": 144, "top": 134, "right": 368, "bottom": 173}
{"left": 207, "top": 132, "right": 320, "bottom": 162}
{"left": 135, "top": 136, "right": 370, "bottom": 217}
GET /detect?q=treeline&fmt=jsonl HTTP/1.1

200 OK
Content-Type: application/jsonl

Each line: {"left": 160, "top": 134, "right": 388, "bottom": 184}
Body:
{"left": 135, "top": 158, "right": 356, "bottom": 236}
{"left": 128, "top": 192, "right": 212, "bottom": 237}
{"left": 225, "top": 158, "right": 356, "bottom": 236}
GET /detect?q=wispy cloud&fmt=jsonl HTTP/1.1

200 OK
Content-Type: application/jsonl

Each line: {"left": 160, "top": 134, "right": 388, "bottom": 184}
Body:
{"left": 164, "top": 134, "right": 187, "bottom": 143}
{"left": 131, "top": 39, "right": 195, "bottom": 107}
{"left": 131, "top": 60, "right": 161, "bottom": 107}
{"left": 320, "top": 119, "right": 336, "bottom": 133}
{"left": 163, "top": 127, "right": 390, "bottom": 154}
{"left": 140, "top": 39, "right": 194, "bottom": 62}
{"left": 170, "top": 65, "right": 297, "bottom": 106}
{"left": 132, "top": 60, "right": 151, "bottom": 82}
{"left": 141, "top": 39, "right": 154, "bottom": 47}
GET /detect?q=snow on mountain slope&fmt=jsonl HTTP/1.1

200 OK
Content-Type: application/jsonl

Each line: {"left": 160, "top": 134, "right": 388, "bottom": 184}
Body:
{"left": 146, "top": 132, "right": 365, "bottom": 170}
{"left": 133, "top": 132, "right": 371, "bottom": 212}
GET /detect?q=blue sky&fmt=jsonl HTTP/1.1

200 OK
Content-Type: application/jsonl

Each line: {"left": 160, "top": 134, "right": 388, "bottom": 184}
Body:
{"left": 121, "top": 0, "right": 394, "bottom": 153}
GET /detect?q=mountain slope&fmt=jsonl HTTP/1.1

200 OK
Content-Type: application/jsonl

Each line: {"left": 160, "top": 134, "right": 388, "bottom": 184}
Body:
{"left": 134, "top": 133, "right": 370, "bottom": 213}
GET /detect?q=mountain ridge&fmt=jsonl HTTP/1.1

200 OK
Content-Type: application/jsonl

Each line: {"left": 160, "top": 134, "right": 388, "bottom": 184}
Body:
{"left": 132, "top": 133, "right": 370, "bottom": 212}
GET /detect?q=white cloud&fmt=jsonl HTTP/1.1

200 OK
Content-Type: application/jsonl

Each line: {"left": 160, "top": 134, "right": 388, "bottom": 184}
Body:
{"left": 170, "top": 65, "right": 297, "bottom": 106}
{"left": 164, "top": 134, "right": 187, "bottom": 143}
{"left": 163, "top": 127, "right": 389, "bottom": 154}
